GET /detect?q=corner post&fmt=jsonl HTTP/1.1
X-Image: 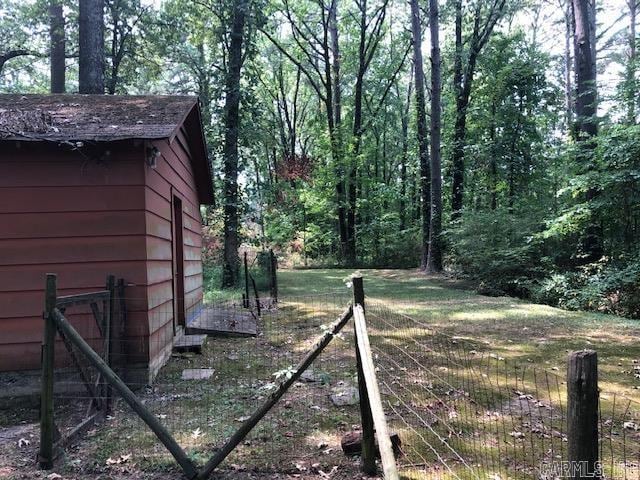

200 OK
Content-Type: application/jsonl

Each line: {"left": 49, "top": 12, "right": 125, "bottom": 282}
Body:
{"left": 352, "top": 275, "right": 376, "bottom": 475}
{"left": 244, "top": 252, "right": 250, "bottom": 308}
{"left": 105, "top": 275, "right": 116, "bottom": 414}
{"left": 567, "top": 350, "right": 600, "bottom": 479}
{"left": 39, "top": 273, "right": 57, "bottom": 469}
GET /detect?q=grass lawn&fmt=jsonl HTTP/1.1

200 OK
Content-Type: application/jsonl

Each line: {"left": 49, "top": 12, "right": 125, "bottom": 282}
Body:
{"left": 279, "top": 268, "right": 640, "bottom": 399}
{"left": 279, "top": 268, "right": 640, "bottom": 479}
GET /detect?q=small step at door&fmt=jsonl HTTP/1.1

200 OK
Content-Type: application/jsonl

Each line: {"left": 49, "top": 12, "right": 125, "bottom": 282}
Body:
{"left": 173, "top": 334, "right": 207, "bottom": 354}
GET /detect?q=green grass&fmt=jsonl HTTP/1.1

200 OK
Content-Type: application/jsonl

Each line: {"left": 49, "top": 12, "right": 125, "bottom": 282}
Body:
{"left": 277, "top": 269, "right": 640, "bottom": 478}
{"left": 279, "top": 268, "right": 640, "bottom": 399}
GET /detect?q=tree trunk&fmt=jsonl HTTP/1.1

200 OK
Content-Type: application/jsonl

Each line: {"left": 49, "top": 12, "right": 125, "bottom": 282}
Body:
{"left": 49, "top": 0, "right": 65, "bottom": 93}
{"left": 409, "top": 0, "right": 430, "bottom": 270}
{"left": 572, "top": 0, "right": 603, "bottom": 262}
{"left": 489, "top": 101, "right": 498, "bottom": 210}
{"left": 221, "top": 0, "right": 248, "bottom": 288}
{"left": 79, "top": 0, "right": 104, "bottom": 94}
{"left": 626, "top": 0, "right": 637, "bottom": 124}
{"left": 426, "top": 0, "right": 442, "bottom": 273}
{"left": 451, "top": 0, "right": 465, "bottom": 221}
{"left": 450, "top": 0, "right": 505, "bottom": 220}
{"left": 328, "top": 0, "right": 348, "bottom": 262}
{"left": 345, "top": 0, "right": 369, "bottom": 267}
{"left": 399, "top": 81, "right": 411, "bottom": 231}
{"left": 563, "top": 0, "right": 574, "bottom": 132}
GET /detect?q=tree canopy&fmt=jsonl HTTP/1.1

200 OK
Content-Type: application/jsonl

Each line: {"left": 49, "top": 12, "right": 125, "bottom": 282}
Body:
{"left": 2, "top": 0, "right": 638, "bottom": 318}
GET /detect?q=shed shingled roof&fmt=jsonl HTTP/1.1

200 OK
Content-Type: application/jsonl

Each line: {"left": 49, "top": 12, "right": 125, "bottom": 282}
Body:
{"left": 0, "top": 94, "right": 214, "bottom": 205}
{"left": 0, "top": 94, "right": 198, "bottom": 141}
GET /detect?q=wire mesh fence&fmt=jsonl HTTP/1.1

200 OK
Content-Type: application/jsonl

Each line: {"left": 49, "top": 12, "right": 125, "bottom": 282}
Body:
{"left": 42, "top": 279, "right": 640, "bottom": 479}
{"left": 240, "top": 249, "right": 279, "bottom": 309}
{"left": 365, "top": 298, "right": 640, "bottom": 480}
{"left": 50, "top": 290, "right": 364, "bottom": 476}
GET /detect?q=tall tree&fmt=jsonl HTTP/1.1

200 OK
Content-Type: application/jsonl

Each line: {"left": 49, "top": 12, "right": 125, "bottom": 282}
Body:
{"left": 409, "top": 0, "right": 430, "bottom": 269}
{"left": 346, "top": 0, "right": 391, "bottom": 265}
{"left": 426, "top": 0, "right": 442, "bottom": 272}
{"left": 572, "top": 0, "right": 602, "bottom": 261}
{"left": 328, "top": 0, "right": 348, "bottom": 261}
{"left": 221, "top": 0, "right": 248, "bottom": 287}
{"left": 79, "top": 0, "right": 105, "bottom": 93}
{"left": 398, "top": 78, "right": 412, "bottom": 232}
{"left": 262, "top": 0, "right": 346, "bottom": 259}
{"left": 0, "top": 1, "right": 38, "bottom": 77}
{"left": 558, "top": 0, "right": 574, "bottom": 132}
{"left": 450, "top": 0, "right": 507, "bottom": 220}
{"left": 625, "top": 0, "right": 637, "bottom": 124}
{"left": 104, "top": 0, "right": 149, "bottom": 94}
{"left": 49, "top": 0, "right": 65, "bottom": 93}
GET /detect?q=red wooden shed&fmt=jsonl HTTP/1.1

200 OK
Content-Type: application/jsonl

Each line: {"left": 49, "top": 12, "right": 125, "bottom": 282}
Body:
{"left": 0, "top": 94, "right": 214, "bottom": 383}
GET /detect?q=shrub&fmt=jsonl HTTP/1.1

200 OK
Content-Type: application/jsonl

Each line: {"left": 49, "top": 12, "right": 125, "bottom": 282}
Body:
{"left": 447, "top": 210, "right": 548, "bottom": 297}
{"left": 532, "top": 256, "right": 640, "bottom": 318}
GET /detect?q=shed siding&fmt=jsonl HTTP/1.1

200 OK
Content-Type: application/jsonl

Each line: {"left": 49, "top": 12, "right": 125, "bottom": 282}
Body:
{"left": 143, "top": 135, "right": 203, "bottom": 375}
{"left": 0, "top": 145, "right": 149, "bottom": 371}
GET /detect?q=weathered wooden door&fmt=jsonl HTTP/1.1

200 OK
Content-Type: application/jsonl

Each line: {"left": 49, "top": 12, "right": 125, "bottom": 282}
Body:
{"left": 173, "top": 195, "right": 186, "bottom": 328}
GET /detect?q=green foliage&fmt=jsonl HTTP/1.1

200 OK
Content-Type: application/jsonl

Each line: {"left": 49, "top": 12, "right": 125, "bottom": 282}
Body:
{"left": 447, "top": 210, "right": 547, "bottom": 297}
{"left": 543, "top": 124, "right": 640, "bottom": 258}
{"left": 533, "top": 257, "right": 640, "bottom": 318}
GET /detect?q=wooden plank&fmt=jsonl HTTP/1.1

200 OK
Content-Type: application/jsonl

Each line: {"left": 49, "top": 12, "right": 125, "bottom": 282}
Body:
{"left": 57, "top": 290, "right": 110, "bottom": 308}
{"left": 56, "top": 324, "right": 100, "bottom": 406}
{"left": 173, "top": 334, "right": 207, "bottom": 353}
{"left": 0, "top": 261, "right": 146, "bottom": 292}
{"left": 0, "top": 185, "right": 145, "bottom": 214}
{"left": 0, "top": 236, "right": 147, "bottom": 265}
{"left": 53, "top": 411, "right": 102, "bottom": 451}
{"left": 353, "top": 305, "right": 400, "bottom": 480}
{"left": 186, "top": 307, "right": 257, "bottom": 337}
{"left": 0, "top": 210, "right": 146, "bottom": 240}
{"left": 0, "top": 156, "right": 144, "bottom": 188}
{"left": 198, "top": 306, "right": 354, "bottom": 478}
{"left": 353, "top": 276, "right": 376, "bottom": 474}
{"left": 105, "top": 275, "right": 115, "bottom": 413}
{"left": 50, "top": 308, "right": 198, "bottom": 480}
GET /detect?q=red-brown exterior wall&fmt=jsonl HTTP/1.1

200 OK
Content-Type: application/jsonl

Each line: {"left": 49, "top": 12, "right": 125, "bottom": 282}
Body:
{"left": 0, "top": 135, "right": 205, "bottom": 380}
{"left": 0, "top": 142, "right": 150, "bottom": 372}
{"left": 144, "top": 132, "right": 204, "bottom": 377}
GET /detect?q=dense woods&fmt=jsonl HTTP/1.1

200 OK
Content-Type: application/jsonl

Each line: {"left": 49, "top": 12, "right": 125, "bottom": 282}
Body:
{"left": 1, "top": 0, "right": 638, "bottom": 318}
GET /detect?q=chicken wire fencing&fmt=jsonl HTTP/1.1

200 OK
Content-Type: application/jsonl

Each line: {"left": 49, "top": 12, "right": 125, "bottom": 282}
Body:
{"left": 41, "top": 278, "right": 640, "bottom": 479}
{"left": 46, "top": 287, "right": 363, "bottom": 477}
{"left": 365, "top": 299, "right": 640, "bottom": 480}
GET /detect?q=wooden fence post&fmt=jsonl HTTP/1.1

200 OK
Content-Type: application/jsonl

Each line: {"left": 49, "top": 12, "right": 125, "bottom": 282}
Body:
{"left": 105, "top": 275, "right": 116, "bottom": 413}
{"left": 39, "top": 273, "right": 57, "bottom": 469}
{"left": 353, "top": 305, "right": 400, "bottom": 480}
{"left": 244, "top": 252, "right": 250, "bottom": 308}
{"left": 116, "top": 278, "right": 127, "bottom": 373}
{"left": 567, "top": 350, "right": 599, "bottom": 479}
{"left": 352, "top": 275, "right": 376, "bottom": 475}
{"left": 251, "top": 275, "right": 261, "bottom": 317}
{"left": 270, "top": 249, "right": 278, "bottom": 303}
